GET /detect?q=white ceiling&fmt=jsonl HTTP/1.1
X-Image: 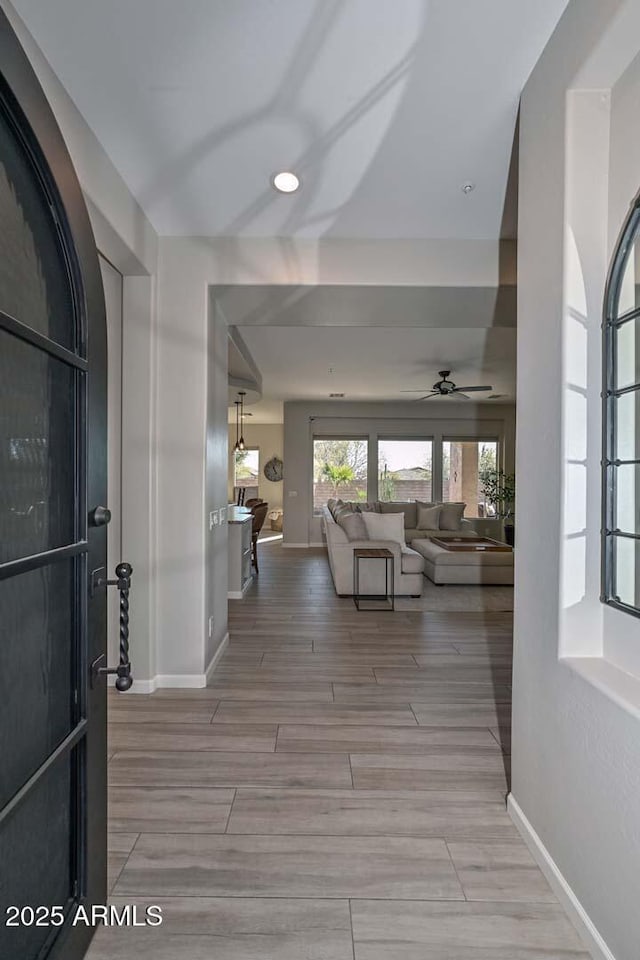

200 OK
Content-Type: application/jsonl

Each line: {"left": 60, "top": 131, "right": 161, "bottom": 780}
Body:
{"left": 14, "top": 0, "right": 567, "bottom": 239}
{"left": 237, "top": 324, "right": 516, "bottom": 403}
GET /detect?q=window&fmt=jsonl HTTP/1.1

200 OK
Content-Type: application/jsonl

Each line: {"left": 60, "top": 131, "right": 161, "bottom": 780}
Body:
{"left": 234, "top": 447, "right": 259, "bottom": 487}
{"left": 378, "top": 439, "right": 432, "bottom": 501}
{"left": 313, "top": 438, "right": 367, "bottom": 512}
{"left": 442, "top": 440, "right": 498, "bottom": 518}
{"left": 603, "top": 197, "right": 640, "bottom": 616}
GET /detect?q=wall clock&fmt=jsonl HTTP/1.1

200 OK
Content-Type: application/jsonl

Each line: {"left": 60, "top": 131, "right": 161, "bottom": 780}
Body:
{"left": 264, "top": 456, "right": 284, "bottom": 482}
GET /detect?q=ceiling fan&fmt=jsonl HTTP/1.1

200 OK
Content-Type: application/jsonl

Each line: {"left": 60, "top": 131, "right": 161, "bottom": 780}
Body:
{"left": 402, "top": 370, "right": 493, "bottom": 401}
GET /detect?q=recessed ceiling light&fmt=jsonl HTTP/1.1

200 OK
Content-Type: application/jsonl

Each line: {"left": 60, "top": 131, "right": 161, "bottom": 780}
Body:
{"left": 461, "top": 182, "right": 475, "bottom": 194}
{"left": 272, "top": 171, "right": 300, "bottom": 194}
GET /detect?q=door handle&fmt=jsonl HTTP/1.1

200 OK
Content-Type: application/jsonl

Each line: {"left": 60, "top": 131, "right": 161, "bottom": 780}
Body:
{"left": 89, "top": 505, "right": 111, "bottom": 527}
{"left": 89, "top": 562, "right": 134, "bottom": 692}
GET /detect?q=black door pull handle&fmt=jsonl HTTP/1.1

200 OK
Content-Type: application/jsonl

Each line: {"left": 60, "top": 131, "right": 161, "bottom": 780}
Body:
{"left": 90, "top": 562, "right": 133, "bottom": 692}
{"left": 89, "top": 505, "right": 111, "bottom": 527}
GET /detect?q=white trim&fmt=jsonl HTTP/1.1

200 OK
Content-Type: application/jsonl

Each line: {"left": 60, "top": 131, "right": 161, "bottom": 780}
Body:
{"left": 154, "top": 673, "right": 207, "bottom": 689}
{"left": 281, "top": 542, "right": 311, "bottom": 548}
{"left": 205, "top": 632, "right": 229, "bottom": 683}
{"left": 228, "top": 576, "right": 253, "bottom": 600}
{"left": 107, "top": 675, "right": 157, "bottom": 694}
{"left": 507, "top": 794, "right": 615, "bottom": 960}
{"left": 309, "top": 541, "right": 325, "bottom": 547}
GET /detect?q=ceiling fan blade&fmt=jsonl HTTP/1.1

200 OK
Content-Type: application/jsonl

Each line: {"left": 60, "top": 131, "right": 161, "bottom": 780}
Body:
{"left": 415, "top": 392, "right": 439, "bottom": 401}
{"left": 400, "top": 389, "right": 433, "bottom": 393}
{"left": 454, "top": 392, "right": 472, "bottom": 400}
{"left": 453, "top": 385, "right": 493, "bottom": 392}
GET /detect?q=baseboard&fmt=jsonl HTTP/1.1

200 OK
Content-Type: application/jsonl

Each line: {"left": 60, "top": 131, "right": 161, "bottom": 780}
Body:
{"left": 507, "top": 794, "right": 615, "bottom": 960}
{"left": 281, "top": 542, "right": 310, "bottom": 548}
{"left": 205, "top": 632, "right": 229, "bottom": 683}
{"left": 228, "top": 576, "right": 254, "bottom": 600}
{"left": 154, "top": 673, "right": 207, "bottom": 689}
{"left": 309, "top": 541, "right": 325, "bottom": 547}
{"left": 108, "top": 635, "right": 230, "bottom": 694}
{"left": 107, "top": 675, "right": 157, "bottom": 694}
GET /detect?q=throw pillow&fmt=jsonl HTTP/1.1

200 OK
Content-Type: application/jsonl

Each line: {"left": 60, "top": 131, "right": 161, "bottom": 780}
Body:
{"left": 327, "top": 498, "right": 337, "bottom": 514}
{"left": 337, "top": 511, "right": 369, "bottom": 542}
{"left": 361, "top": 511, "right": 405, "bottom": 546}
{"left": 359, "top": 501, "right": 380, "bottom": 513}
{"left": 417, "top": 504, "right": 441, "bottom": 530}
{"left": 378, "top": 501, "right": 417, "bottom": 529}
{"left": 439, "top": 502, "right": 466, "bottom": 531}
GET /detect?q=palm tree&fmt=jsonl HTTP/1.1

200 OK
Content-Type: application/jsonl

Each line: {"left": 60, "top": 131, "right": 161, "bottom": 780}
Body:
{"left": 321, "top": 463, "right": 355, "bottom": 498}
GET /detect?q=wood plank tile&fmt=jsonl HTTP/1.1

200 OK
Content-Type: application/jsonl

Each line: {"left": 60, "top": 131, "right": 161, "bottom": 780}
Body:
{"left": 108, "top": 698, "right": 218, "bottom": 723}
{"left": 412, "top": 702, "right": 512, "bottom": 727}
{"left": 213, "top": 701, "right": 418, "bottom": 726}
{"left": 350, "top": 753, "right": 509, "bottom": 792}
{"left": 227, "top": 789, "right": 517, "bottom": 838}
{"left": 215, "top": 665, "right": 377, "bottom": 682}
{"left": 86, "top": 897, "right": 353, "bottom": 960}
{"left": 314, "top": 641, "right": 460, "bottom": 655}
{"left": 375, "top": 665, "right": 513, "bottom": 684}
{"left": 262, "top": 652, "right": 421, "bottom": 667}
{"left": 108, "top": 750, "right": 352, "bottom": 789}
{"left": 446, "top": 840, "right": 556, "bottom": 902}
{"left": 276, "top": 724, "right": 501, "bottom": 753}
{"left": 108, "top": 722, "right": 277, "bottom": 753}
{"left": 109, "top": 787, "right": 234, "bottom": 833}
{"left": 351, "top": 900, "right": 591, "bottom": 959}
{"left": 205, "top": 681, "right": 334, "bottom": 702}
{"left": 333, "top": 682, "right": 512, "bottom": 703}
{"left": 108, "top": 832, "right": 138, "bottom": 892}
{"left": 114, "top": 834, "right": 464, "bottom": 900}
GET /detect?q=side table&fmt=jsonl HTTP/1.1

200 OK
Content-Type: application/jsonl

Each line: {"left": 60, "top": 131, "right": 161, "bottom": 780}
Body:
{"left": 353, "top": 548, "right": 395, "bottom": 611}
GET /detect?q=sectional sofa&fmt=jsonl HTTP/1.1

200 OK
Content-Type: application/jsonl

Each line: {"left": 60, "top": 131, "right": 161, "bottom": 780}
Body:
{"left": 321, "top": 499, "right": 479, "bottom": 596}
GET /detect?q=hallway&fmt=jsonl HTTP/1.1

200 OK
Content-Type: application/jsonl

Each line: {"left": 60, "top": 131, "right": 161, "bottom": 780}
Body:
{"left": 91, "top": 544, "right": 589, "bottom": 958}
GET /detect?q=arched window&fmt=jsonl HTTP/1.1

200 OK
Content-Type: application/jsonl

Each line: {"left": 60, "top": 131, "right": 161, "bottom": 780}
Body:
{"left": 603, "top": 194, "right": 640, "bottom": 616}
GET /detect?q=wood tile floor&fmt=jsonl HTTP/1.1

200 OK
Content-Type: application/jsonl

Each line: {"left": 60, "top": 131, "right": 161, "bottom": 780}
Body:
{"left": 89, "top": 543, "right": 590, "bottom": 959}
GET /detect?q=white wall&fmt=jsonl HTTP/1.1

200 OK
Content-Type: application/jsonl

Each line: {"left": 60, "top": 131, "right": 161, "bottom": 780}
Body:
{"left": 4, "top": 2, "right": 163, "bottom": 690}
{"left": 283, "top": 399, "right": 515, "bottom": 545}
{"left": 514, "top": 3, "right": 640, "bottom": 958}
{"left": 228, "top": 422, "right": 284, "bottom": 510}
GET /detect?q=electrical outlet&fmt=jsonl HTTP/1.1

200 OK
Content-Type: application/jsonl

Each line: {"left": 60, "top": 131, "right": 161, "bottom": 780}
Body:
{"left": 288, "top": 490, "right": 298, "bottom": 497}
{"left": 209, "top": 511, "right": 215, "bottom": 530}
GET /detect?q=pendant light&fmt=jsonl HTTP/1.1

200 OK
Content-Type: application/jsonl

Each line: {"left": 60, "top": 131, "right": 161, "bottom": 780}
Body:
{"left": 238, "top": 391, "right": 246, "bottom": 450}
{"left": 233, "top": 400, "right": 241, "bottom": 451}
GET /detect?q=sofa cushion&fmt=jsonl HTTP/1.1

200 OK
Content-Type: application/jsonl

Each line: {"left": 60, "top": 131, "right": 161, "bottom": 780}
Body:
{"left": 417, "top": 504, "right": 441, "bottom": 529}
{"left": 362, "top": 511, "right": 405, "bottom": 546}
{"left": 401, "top": 547, "right": 425, "bottom": 574}
{"left": 439, "top": 502, "right": 466, "bottom": 531}
{"left": 379, "top": 501, "right": 417, "bottom": 528}
{"left": 337, "top": 511, "right": 369, "bottom": 542}
{"left": 359, "top": 501, "right": 381, "bottom": 513}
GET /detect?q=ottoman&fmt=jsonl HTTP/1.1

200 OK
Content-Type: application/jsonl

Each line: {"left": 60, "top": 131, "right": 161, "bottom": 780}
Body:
{"left": 410, "top": 538, "right": 514, "bottom": 585}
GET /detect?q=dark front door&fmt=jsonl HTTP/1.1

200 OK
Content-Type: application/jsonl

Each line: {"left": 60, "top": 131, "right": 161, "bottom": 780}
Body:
{"left": 0, "top": 10, "right": 108, "bottom": 960}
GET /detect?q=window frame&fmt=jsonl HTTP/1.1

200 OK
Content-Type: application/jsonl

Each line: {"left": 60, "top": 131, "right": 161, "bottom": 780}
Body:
{"left": 376, "top": 435, "right": 434, "bottom": 502}
{"left": 441, "top": 437, "right": 501, "bottom": 515}
{"left": 312, "top": 435, "right": 369, "bottom": 515}
{"left": 602, "top": 195, "right": 640, "bottom": 619}
{"left": 233, "top": 446, "right": 260, "bottom": 489}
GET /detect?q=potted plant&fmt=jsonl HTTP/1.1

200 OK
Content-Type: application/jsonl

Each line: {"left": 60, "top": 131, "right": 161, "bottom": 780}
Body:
{"left": 479, "top": 468, "right": 516, "bottom": 546}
